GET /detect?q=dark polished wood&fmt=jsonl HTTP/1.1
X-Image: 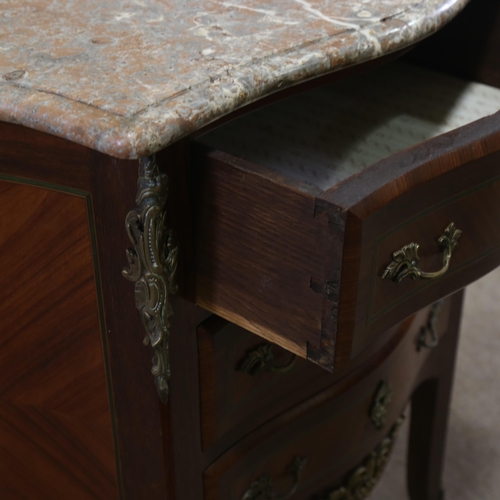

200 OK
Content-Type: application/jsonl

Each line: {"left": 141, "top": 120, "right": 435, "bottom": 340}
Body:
{"left": 326, "top": 114, "right": 500, "bottom": 367}
{"left": 89, "top": 150, "right": 172, "bottom": 499}
{"left": 408, "top": 291, "right": 464, "bottom": 500}
{"left": 156, "top": 141, "right": 211, "bottom": 500}
{"left": 0, "top": 180, "right": 117, "bottom": 499}
{"left": 203, "top": 299, "right": 453, "bottom": 499}
{"left": 191, "top": 111, "right": 500, "bottom": 371}
{"left": 169, "top": 297, "right": 210, "bottom": 500}
{"left": 197, "top": 316, "right": 329, "bottom": 452}
{"left": 191, "top": 147, "right": 328, "bottom": 361}
{"left": 0, "top": 121, "right": 92, "bottom": 191}
{"left": 0, "top": 122, "right": 177, "bottom": 499}
{"left": 1, "top": 4, "right": 497, "bottom": 498}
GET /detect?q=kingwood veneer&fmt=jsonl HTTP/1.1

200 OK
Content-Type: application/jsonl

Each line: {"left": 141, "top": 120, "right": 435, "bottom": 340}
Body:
{"left": 1, "top": 0, "right": 499, "bottom": 499}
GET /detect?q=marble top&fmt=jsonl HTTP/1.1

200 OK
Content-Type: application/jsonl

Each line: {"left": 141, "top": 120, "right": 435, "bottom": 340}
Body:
{"left": 0, "top": 0, "right": 469, "bottom": 159}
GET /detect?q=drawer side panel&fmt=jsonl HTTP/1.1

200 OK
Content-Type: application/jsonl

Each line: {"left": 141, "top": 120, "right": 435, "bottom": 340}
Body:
{"left": 192, "top": 150, "right": 328, "bottom": 361}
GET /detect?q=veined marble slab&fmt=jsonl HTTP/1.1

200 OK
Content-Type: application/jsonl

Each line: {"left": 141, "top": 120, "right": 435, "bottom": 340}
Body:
{"left": 0, "top": 0, "right": 469, "bottom": 159}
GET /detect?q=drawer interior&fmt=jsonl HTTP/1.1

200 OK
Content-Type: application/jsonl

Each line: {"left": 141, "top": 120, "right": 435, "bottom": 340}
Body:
{"left": 191, "top": 60, "right": 500, "bottom": 371}
{"left": 197, "top": 62, "right": 500, "bottom": 192}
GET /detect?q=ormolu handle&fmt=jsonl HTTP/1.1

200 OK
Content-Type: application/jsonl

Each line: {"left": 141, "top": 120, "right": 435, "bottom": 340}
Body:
{"left": 382, "top": 223, "right": 462, "bottom": 283}
{"left": 241, "top": 456, "right": 307, "bottom": 500}
{"left": 238, "top": 344, "right": 297, "bottom": 376}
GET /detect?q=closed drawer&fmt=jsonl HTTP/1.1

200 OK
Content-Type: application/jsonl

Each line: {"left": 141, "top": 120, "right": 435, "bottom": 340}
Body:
{"left": 203, "top": 298, "right": 451, "bottom": 499}
{"left": 192, "top": 61, "right": 500, "bottom": 371}
{"left": 197, "top": 316, "right": 332, "bottom": 452}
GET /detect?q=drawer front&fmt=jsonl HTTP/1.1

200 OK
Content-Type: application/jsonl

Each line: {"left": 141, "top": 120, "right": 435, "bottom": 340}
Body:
{"left": 203, "top": 299, "right": 451, "bottom": 499}
{"left": 328, "top": 121, "right": 500, "bottom": 363}
{"left": 192, "top": 109, "right": 500, "bottom": 372}
{"left": 198, "top": 316, "right": 332, "bottom": 452}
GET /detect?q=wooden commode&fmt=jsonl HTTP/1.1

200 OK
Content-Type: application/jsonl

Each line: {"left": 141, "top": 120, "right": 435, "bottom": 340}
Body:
{"left": 1, "top": 0, "right": 499, "bottom": 499}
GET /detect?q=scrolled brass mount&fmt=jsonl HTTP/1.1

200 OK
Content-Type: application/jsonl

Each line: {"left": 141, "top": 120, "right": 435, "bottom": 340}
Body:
{"left": 122, "top": 155, "right": 178, "bottom": 404}
{"left": 382, "top": 222, "right": 462, "bottom": 283}
{"left": 241, "top": 456, "right": 307, "bottom": 500}
{"left": 238, "top": 344, "right": 297, "bottom": 376}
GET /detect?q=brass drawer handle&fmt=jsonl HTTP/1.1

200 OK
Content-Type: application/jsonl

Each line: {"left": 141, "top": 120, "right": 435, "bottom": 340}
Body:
{"left": 419, "top": 299, "right": 444, "bottom": 349}
{"left": 242, "top": 456, "right": 307, "bottom": 500}
{"left": 238, "top": 344, "right": 297, "bottom": 375}
{"left": 382, "top": 222, "right": 462, "bottom": 283}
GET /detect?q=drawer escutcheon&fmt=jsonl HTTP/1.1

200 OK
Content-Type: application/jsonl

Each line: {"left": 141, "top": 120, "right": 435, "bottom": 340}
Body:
{"left": 382, "top": 222, "right": 461, "bottom": 283}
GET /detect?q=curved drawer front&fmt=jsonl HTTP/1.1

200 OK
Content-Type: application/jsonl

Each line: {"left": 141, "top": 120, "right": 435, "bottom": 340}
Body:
{"left": 192, "top": 60, "right": 500, "bottom": 372}
{"left": 203, "top": 299, "right": 451, "bottom": 499}
{"left": 198, "top": 316, "right": 332, "bottom": 452}
{"left": 333, "top": 128, "right": 500, "bottom": 363}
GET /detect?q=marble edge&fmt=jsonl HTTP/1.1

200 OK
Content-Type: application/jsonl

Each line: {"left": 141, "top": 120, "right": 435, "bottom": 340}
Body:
{"left": 0, "top": 0, "right": 470, "bottom": 159}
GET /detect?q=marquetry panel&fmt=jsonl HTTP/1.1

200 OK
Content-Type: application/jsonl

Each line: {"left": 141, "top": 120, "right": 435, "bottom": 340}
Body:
{"left": 0, "top": 180, "right": 118, "bottom": 499}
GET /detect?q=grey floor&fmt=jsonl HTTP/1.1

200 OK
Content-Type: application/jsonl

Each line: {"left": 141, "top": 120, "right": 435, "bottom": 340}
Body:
{"left": 372, "top": 267, "right": 500, "bottom": 500}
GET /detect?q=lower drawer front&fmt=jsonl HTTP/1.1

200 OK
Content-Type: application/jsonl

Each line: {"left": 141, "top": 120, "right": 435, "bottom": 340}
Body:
{"left": 203, "top": 299, "right": 451, "bottom": 499}
{"left": 198, "top": 316, "right": 330, "bottom": 451}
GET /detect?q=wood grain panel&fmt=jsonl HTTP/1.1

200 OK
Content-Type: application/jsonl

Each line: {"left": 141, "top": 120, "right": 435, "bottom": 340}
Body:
{"left": 203, "top": 302, "right": 447, "bottom": 499}
{"left": 371, "top": 173, "right": 500, "bottom": 320}
{"left": 192, "top": 98, "right": 500, "bottom": 372}
{"left": 323, "top": 112, "right": 500, "bottom": 366}
{"left": 197, "top": 316, "right": 330, "bottom": 453}
{"left": 191, "top": 148, "right": 329, "bottom": 360}
{"left": 0, "top": 122, "right": 92, "bottom": 191}
{"left": 0, "top": 180, "right": 118, "bottom": 499}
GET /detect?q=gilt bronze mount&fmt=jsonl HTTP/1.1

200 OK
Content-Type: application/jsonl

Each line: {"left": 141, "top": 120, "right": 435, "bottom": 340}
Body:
{"left": 241, "top": 456, "right": 307, "bottom": 500}
{"left": 320, "top": 417, "right": 405, "bottom": 500}
{"left": 370, "top": 381, "right": 392, "bottom": 429}
{"left": 122, "top": 155, "right": 178, "bottom": 404}
{"left": 238, "top": 344, "right": 297, "bottom": 376}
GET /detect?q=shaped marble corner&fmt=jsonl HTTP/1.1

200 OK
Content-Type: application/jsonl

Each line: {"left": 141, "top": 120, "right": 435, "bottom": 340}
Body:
{"left": 0, "top": 0, "right": 471, "bottom": 159}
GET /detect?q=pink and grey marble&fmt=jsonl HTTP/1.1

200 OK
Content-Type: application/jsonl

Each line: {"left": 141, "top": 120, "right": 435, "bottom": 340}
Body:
{"left": 0, "top": 0, "right": 470, "bottom": 159}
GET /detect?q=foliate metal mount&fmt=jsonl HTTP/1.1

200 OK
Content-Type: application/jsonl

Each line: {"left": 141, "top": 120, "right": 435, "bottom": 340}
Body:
{"left": 370, "top": 381, "right": 393, "bottom": 430}
{"left": 241, "top": 456, "right": 307, "bottom": 500}
{"left": 122, "top": 155, "right": 178, "bottom": 404}
{"left": 319, "top": 416, "right": 405, "bottom": 500}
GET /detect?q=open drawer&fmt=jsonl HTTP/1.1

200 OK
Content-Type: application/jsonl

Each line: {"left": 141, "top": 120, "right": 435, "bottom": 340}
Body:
{"left": 191, "top": 62, "right": 500, "bottom": 371}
